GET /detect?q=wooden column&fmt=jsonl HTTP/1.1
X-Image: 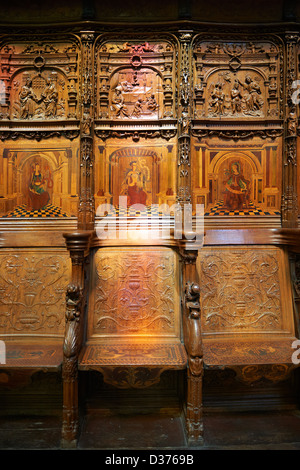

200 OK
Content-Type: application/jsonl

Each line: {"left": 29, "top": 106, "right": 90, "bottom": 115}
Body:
{"left": 61, "top": 231, "right": 92, "bottom": 448}
{"left": 78, "top": 31, "right": 95, "bottom": 230}
{"left": 177, "top": 30, "right": 193, "bottom": 207}
{"left": 180, "top": 241, "right": 203, "bottom": 446}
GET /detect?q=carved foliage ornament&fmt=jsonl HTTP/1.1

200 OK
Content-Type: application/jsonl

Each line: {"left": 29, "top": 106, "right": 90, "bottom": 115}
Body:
{"left": 0, "top": 252, "right": 70, "bottom": 334}
{"left": 199, "top": 247, "right": 283, "bottom": 333}
{"left": 91, "top": 249, "right": 177, "bottom": 336}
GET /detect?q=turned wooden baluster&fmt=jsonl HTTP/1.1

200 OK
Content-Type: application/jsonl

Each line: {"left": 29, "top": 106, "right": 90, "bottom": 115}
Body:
{"left": 61, "top": 231, "right": 92, "bottom": 448}
{"left": 181, "top": 245, "right": 203, "bottom": 445}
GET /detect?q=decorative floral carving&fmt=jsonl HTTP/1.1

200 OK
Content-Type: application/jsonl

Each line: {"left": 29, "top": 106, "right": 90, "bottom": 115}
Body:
{"left": 199, "top": 248, "right": 283, "bottom": 332}
{"left": 0, "top": 253, "right": 70, "bottom": 333}
{"left": 92, "top": 249, "right": 177, "bottom": 335}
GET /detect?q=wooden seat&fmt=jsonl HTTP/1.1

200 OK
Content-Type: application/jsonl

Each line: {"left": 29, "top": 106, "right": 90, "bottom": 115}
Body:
{"left": 200, "top": 229, "right": 300, "bottom": 385}
{"left": 1, "top": 338, "right": 63, "bottom": 370}
{"left": 61, "top": 231, "right": 204, "bottom": 447}
{"left": 0, "top": 231, "right": 71, "bottom": 390}
{"left": 79, "top": 342, "right": 187, "bottom": 368}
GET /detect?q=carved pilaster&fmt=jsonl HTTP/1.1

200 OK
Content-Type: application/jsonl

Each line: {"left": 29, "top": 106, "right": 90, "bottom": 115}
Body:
{"left": 177, "top": 31, "right": 193, "bottom": 207}
{"left": 282, "top": 32, "right": 299, "bottom": 228}
{"left": 61, "top": 231, "right": 92, "bottom": 448}
{"left": 0, "top": 48, "right": 11, "bottom": 119}
{"left": 78, "top": 32, "right": 95, "bottom": 231}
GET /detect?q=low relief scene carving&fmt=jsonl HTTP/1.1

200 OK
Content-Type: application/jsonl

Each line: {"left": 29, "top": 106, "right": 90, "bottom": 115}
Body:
{"left": 0, "top": 41, "right": 79, "bottom": 121}
{"left": 207, "top": 73, "right": 264, "bottom": 118}
{"left": 110, "top": 72, "right": 160, "bottom": 119}
{"left": 97, "top": 40, "right": 174, "bottom": 120}
{"left": 193, "top": 40, "right": 280, "bottom": 119}
{"left": 11, "top": 74, "right": 63, "bottom": 120}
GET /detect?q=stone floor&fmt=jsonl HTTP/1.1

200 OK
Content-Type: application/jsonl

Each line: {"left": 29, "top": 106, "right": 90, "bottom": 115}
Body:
{"left": 1, "top": 410, "right": 300, "bottom": 450}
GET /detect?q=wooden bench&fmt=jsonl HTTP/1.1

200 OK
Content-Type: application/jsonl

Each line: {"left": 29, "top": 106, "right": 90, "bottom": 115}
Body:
{"left": 0, "top": 231, "right": 71, "bottom": 391}
{"left": 61, "top": 227, "right": 300, "bottom": 447}
{"left": 61, "top": 230, "right": 204, "bottom": 447}
{"left": 200, "top": 228, "right": 300, "bottom": 386}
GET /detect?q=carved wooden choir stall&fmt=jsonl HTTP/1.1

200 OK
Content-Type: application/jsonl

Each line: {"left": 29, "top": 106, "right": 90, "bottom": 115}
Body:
{"left": 1, "top": 2, "right": 300, "bottom": 448}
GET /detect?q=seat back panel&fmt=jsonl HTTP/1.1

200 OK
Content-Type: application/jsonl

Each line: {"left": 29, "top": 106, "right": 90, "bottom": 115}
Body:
{"left": 87, "top": 246, "right": 181, "bottom": 342}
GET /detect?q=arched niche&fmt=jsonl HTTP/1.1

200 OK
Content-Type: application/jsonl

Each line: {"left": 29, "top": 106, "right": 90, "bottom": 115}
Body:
{"left": 109, "top": 67, "right": 163, "bottom": 120}
{"left": 208, "top": 150, "right": 263, "bottom": 209}
{"left": 108, "top": 147, "right": 162, "bottom": 207}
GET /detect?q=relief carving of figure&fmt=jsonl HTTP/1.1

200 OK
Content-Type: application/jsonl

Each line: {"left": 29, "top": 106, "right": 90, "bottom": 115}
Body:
{"left": 41, "top": 78, "right": 58, "bottom": 117}
{"left": 230, "top": 80, "right": 243, "bottom": 114}
{"left": 238, "top": 75, "right": 264, "bottom": 114}
{"left": 111, "top": 86, "right": 129, "bottom": 117}
{"left": 146, "top": 94, "right": 158, "bottom": 112}
{"left": 131, "top": 97, "right": 144, "bottom": 117}
{"left": 18, "top": 78, "right": 39, "bottom": 119}
{"left": 209, "top": 82, "right": 225, "bottom": 115}
{"left": 288, "top": 111, "right": 297, "bottom": 136}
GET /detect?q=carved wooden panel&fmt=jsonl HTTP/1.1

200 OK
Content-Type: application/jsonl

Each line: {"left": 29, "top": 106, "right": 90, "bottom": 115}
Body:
{"left": 87, "top": 247, "right": 180, "bottom": 339}
{"left": 0, "top": 39, "right": 80, "bottom": 126}
{"left": 198, "top": 246, "right": 294, "bottom": 335}
{"left": 0, "top": 249, "right": 71, "bottom": 336}
{"left": 95, "top": 38, "right": 175, "bottom": 121}
{"left": 193, "top": 37, "right": 282, "bottom": 120}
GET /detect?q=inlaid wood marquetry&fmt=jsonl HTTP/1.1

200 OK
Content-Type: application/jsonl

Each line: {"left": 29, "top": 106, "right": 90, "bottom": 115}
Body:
{"left": 79, "top": 343, "right": 187, "bottom": 368}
